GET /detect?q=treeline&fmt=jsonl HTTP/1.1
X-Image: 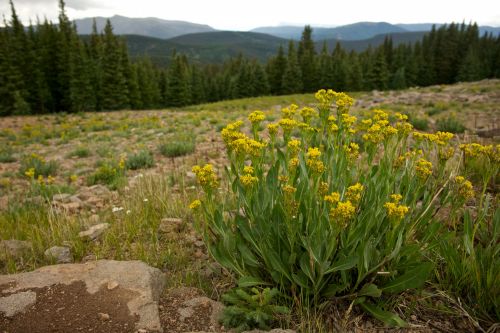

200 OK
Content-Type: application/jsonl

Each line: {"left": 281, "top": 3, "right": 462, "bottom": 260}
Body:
{"left": 1, "top": 0, "right": 500, "bottom": 116}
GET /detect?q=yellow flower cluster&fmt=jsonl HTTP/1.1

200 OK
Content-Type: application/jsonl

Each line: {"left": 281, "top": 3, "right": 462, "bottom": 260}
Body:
{"left": 315, "top": 89, "right": 337, "bottom": 108}
{"left": 189, "top": 199, "right": 201, "bottom": 210}
{"left": 455, "top": 176, "right": 475, "bottom": 199}
{"left": 415, "top": 158, "right": 433, "bottom": 180}
{"left": 119, "top": 154, "right": 126, "bottom": 170}
{"left": 341, "top": 114, "right": 357, "bottom": 127}
{"left": 221, "top": 121, "right": 245, "bottom": 145}
{"left": 346, "top": 183, "right": 364, "bottom": 204}
{"left": 372, "top": 109, "right": 389, "bottom": 121}
{"left": 300, "top": 107, "right": 317, "bottom": 123}
{"left": 278, "top": 118, "right": 298, "bottom": 132}
{"left": 318, "top": 181, "right": 329, "bottom": 196}
{"left": 192, "top": 164, "right": 218, "bottom": 189}
{"left": 459, "top": 143, "right": 499, "bottom": 162}
{"left": 248, "top": 110, "right": 266, "bottom": 124}
{"left": 439, "top": 147, "right": 455, "bottom": 161}
{"left": 287, "top": 139, "right": 301, "bottom": 155}
{"left": 70, "top": 174, "right": 78, "bottom": 183}
{"left": 305, "top": 147, "right": 325, "bottom": 173}
{"left": 343, "top": 142, "right": 360, "bottom": 162}
{"left": 413, "top": 131, "right": 454, "bottom": 146}
{"left": 267, "top": 123, "right": 279, "bottom": 136}
{"left": 282, "top": 185, "right": 297, "bottom": 194}
{"left": 281, "top": 104, "right": 298, "bottom": 119}
{"left": 240, "top": 173, "right": 258, "bottom": 187}
{"left": 362, "top": 120, "right": 397, "bottom": 144}
{"left": 334, "top": 92, "right": 354, "bottom": 112}
{"left": 329, "top": 200, "right": 356, "bottom": 224}
{"left": 243, "top": 165, "right": 254, "bottom": 174}
{"left": 289, "top": 157, "right": 299, "bottom": 170}
{"left": 24, "top": 167, "right": 35, "bottom": 179}
{"left": 229, "top": 138, "right": 266, "bottom": 157}
{"left": 384, "top": 194, "right": 409, "bottom": 221}
{"left": 324, "top": 192, "right": 340, "bottom": 204}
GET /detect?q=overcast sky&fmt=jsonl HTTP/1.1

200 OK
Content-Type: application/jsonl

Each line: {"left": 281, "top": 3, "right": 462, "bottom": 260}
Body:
{"left": 1, "top": 0, "right": 499, "bottom": 30}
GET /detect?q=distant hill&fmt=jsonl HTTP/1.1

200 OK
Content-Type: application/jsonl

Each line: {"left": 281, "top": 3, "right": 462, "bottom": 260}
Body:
{"left": 119, "top": 30, "right": 427, "bottom": 66}
{"left": 252, "top": 22, "right": 407, "bottom": 40}
{"left": 121, "top": 31, "right": 288, "bottom": 66}
{"left": 253, "top": 22, "right": 500, "bottom": 40}
{"left": 74, "top": 15, "right": 215, "bottom": 39}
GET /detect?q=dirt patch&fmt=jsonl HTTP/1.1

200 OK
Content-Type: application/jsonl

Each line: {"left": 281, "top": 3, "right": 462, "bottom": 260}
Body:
{"left": 159, "top": 287, "right": 222, "bottom": 333}
{"left": 0, "top": 281, "right": 138, "bottom": 333}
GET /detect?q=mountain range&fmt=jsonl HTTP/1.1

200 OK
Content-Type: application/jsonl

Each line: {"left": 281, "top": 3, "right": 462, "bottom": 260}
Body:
{"left": 73, "top": 16, "right": 500, "bottom": 65}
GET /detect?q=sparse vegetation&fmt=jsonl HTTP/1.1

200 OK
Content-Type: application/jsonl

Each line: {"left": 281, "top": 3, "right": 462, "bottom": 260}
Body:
{"left": 126, "top": 150, "right": 155, "bottom": 170}
{"left": 159, "top": 135, "right": 196, "bottom": 157}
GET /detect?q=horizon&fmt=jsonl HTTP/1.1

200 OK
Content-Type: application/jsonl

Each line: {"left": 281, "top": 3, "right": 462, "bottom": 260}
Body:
{"left": 1, "top": 0, "right": 499, "bottom": 31}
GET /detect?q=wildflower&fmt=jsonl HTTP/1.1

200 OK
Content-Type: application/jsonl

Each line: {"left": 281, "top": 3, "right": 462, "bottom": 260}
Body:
{"left": 248, "top": 110, "right": 266, "bottom": 124}
{"left": 278, "top": 175, "right": 289, "bottom": 183}
{"left": 341, "top": 114, "right": 357, "bottom": 127}
{"left": 37, "top": 175, "right": 44, "bottom": 185}
{"left": 300, "top": 107, "right": 317, "bottom": 123}
{"left": 283, "top": 185, "right": 297, "bottom": 194}
{"left": 119, "top": 154, "right": 126, "bottom": 170}
{"left": 240, "top": 174, "right": 258, "bottom": 187}
{"left": 307, "top": 160, "right": 325, "bottom": 173}
{"left": 315, "top": 89, "right": 336, "bottom": 108}
{"left": 47, "top": 175, "right": 55, "bottom": 184}
{"left": 415, "top": 158, "right": 433, "bottom": 180}
{"left": 281, "top": 104, "right": 298, "bottom": 119}
{"left": 289, "top": 157, "right": 299, "bottom": 170}
{"left": 279, "top": 118, "right": 297, "bottom": 132}
{"left": 455, "top": 176, "right": 474, "bottom": 199}
{"left": 287, "top": 139, "right": 301, "bottom": 155}
{"left": 329, "top": 123, "right": 339, "bottom": 132}
{"left": 324, "top": 192, "right": 340, "bottom": 205}
{"left": 335, "top": 92, "right": 354, "bottom": 112}
{"left": 330, "top": 200, "right": 356, "bottom": 224}
{"left": 143, "top": 198, "right": 149, "bottom": 202}
{"left": 395, "top": 113, "right": 408, "bottom": 121}
{"left": 344, "top": 143, "right": 360, "bottom": 162}
{"left": 306, "top": 147, "right": 321, "bottom": 159}
{"left": 112, "top": 206, "right": 124, "bottom": 213}
{"left": 192, "top": 164, "right": 218, "bottom": 189}
{"left": 346, "top": 183, "right": 364, "bottom": 204}
{"left": 189, "top": 199, "right": 201, "bottom": 210}
{"left": 70, "top": 174, "right": 78, "bottom": 183}
{"left": 267, "top": 123, "right": 279, "bottom": 136}
{"left": 243, "top": 166, "right": 254, "bottom": 174}
{"left": 439, "top": 147, "right": 455, "bottom": 161}
{"left": 384, "top": 201, "right": 409, "bottom": 221}
{"left": 390, "top": 194, "right": 403, "bottom": 203}
{"left": 318, "top": 182, "right": 329, "bottom": 196}
{"left": 372, "top": 109, "right": 389, "bottom": 121}
{"left": 25, "top": 168, "right": 35, "bottom": 179}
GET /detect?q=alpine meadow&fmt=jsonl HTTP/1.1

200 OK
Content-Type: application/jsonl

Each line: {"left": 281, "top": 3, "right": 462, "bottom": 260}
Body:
{"left": 0, "top": 0, "right": 498, "bottom": 332}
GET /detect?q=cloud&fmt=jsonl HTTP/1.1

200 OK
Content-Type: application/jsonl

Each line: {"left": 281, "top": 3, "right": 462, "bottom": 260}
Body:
{"left": 8, "top": 0, "right": 108, "bottom": 11}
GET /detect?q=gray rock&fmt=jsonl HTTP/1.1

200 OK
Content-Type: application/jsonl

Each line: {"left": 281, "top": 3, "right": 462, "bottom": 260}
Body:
{"left": 180, "top": 296, "right": 224, "bottom": 328}
{"left": 52, "top": 193, "right": 71, "bottom": 202}
{"left": 0, "top": 291, "right": 37, "bottom": 317}
{"left": 78, "top": 223, "right": 110, "bottom": 241}
{"left": 0, "top": 239, "right": 32, "bottom": 258}
{"left": 0, "top": 260, "right": 166, "bottom": 332}
{"left": 44, "top": 246, "right": 73, "bottom": 264}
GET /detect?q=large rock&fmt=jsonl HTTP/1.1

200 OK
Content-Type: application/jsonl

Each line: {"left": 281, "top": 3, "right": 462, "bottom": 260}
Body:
{"left": 0, "top": 291, "right": 37, "bottom": 317}
{"left": 0, "top": 239, "right": 32, "bottom": 259}
{"left": 44, "top": 246, "right": 73, "bottom": 263}
{"left": 78, "top": 223, "right": 110, "bottom": 241}
{"left": 0, "top": 260, "right": 166, "bottom": 332}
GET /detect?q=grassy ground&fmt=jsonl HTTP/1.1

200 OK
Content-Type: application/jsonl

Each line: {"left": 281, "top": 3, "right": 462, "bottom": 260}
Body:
{"left": 0, "top": 79, "right": 499, "bottom": 331}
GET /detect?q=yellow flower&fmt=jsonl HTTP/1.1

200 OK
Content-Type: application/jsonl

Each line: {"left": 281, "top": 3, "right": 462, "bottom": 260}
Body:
{"left": 289, "top": 157, "right": 299, "bottom": 170}
{"left": 390, "top": 194, "right": 402, "bottom": 203}
{"left": 248, "top": 110, "right": 266, "bottom": 124}
{"left": 335, "top": 92, "right": 354, "bottom": 112}
{"left": 324, "top": 192, "right": 340, "bottom": 204}
{"left": 439, "top": 147, "right": 455, "bottom": 161}
{"left": 189, "top": 199, "right": 201, "bottom": 210}
{"left": 300, "top": 107, "right": 317, "bottom": 122}
{"left": 341, "top": 114, "right": 357, "bottom": 127}
{"left": 330, "top": 200, "right": 356, "bottom": 222}
{"left": 267, "top": 123, "right": 279, "bottom": 136}
{"left": 318, "top": 182, "right": 329, "bottom": 196}
{"left": 344, "top": 143, "right": 360, "bottom": 162}
{"left": 281, "top": 104, "right": 298, "bottom": 119}
{"left": 192, "top": 164, "right": 218, "bottom": 188}
{"left": 243, "top": 166, "right": 254, "bottom": 174}
{"left": 307, "top": 159, "right": 325, "bottom": 173}
{"left": 346, "top": 183, "right": 364, "bottom": 204}
{"left": 37, "top": 175, "right": 44, "bottom": 185}
{"left": 47, "top": 175, "right": 55, "bottom": 184}
{"left": 119, "top": 154, "right": 126, "bottom": 170}
{"left": 384, "top": 201, "right": 409, "bottom": 221}
{"left": 24, "top": 167, "right": 35, "bottom": 179}
{"left": 306, "top": 147, "right": 321, "bottom": 159}
{"left": 240, "top": 174, "right": 258, "bottom": 187}
{"left": 282, "top": 185, "right": 297, "bottom": 194}
{"left": 287, "top": 139, "right": 301, "bottom": 155}
{"left": 278, "top": 175, "right": 289, "bottom": 183}
{"left": 395, "top": 113, "right": 408, "bottom": 121}
{"left": 415, "top": 158, "right": 433, "bottom": 180}
{"left": 329, "top": 123, "right": 339, "bottom": 132}
{"left": 70, "top": 174, "right": 78, "bottom": 183}
{"left": 372, "top": 109, "right": 389, "bottom": 121}
{"left": 455, "top": 176, "right": 474, "bottom": 199}
{"left": 315, "top": 89, "right": 336, "bottom": 108}
{"left": 279, "top": 118, "right": 297, "bottom": 132}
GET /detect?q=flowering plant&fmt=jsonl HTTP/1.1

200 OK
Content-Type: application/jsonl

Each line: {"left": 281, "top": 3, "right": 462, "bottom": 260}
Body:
{"left": 191, "top": 90, "right": 493, "bottom": 325}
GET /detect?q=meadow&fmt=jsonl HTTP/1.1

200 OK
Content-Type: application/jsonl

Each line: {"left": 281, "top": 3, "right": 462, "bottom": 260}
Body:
{"left": 0, "top": 80, "right": 498, "bottom": 332}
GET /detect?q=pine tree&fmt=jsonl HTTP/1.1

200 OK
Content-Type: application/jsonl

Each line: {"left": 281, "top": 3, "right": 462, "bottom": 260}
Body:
{"left": 317, "top": 42, "right": 333, "bottom": 89}
{"left": 267, "top": 45, "right": 287, "bottom": 95}
{"left": 282, "top": 41, "right": 303, "bottom": 94}
{"left": 298, "top": 25, "right": 317, "bottom": 92}
{"left": 166, "top": 54, "right": 191, "bottom": 106}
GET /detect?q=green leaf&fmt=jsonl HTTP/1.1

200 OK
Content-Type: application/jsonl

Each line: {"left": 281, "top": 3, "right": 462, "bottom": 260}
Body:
{"left": 238, "top": 276, "right": 270, "bottom": 288}
{"left": 382, "top": 262, "right": 433, "bottom": 294}
{"left": 358, "top": 283, "right": 382, "bottom": 297}
{"left": 325, "top": 256, "right": 358, "bottom": 274}
{"left": 360, "top": 302, "right": 407, "bottom": 327}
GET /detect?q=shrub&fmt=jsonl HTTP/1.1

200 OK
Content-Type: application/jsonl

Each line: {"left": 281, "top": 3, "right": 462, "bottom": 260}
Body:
{"left": 19, "top": 153, "right": 58, "bottom": 178}
{"left": 87, "top": 159, "right": 126, "bottom": 190}
{"left": 159, "top": 135, "right": 195, "bottom": 158}
{"left": 67, "top": 146, "right": 91, "bottom": 158}
{"left": 126, "top": 150, "right": 155, "bottom": 170}
{"left": 436, "top": 117, "right": 466, "bottom": 133}
{"left": 409, "top": 117, "right": 429, "bottom": 131}
{"left": 191, "top": 91, "right": 485, "bottom": 326}
{"left": 0, "top": 147, "right": 16, "bottom": 163}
